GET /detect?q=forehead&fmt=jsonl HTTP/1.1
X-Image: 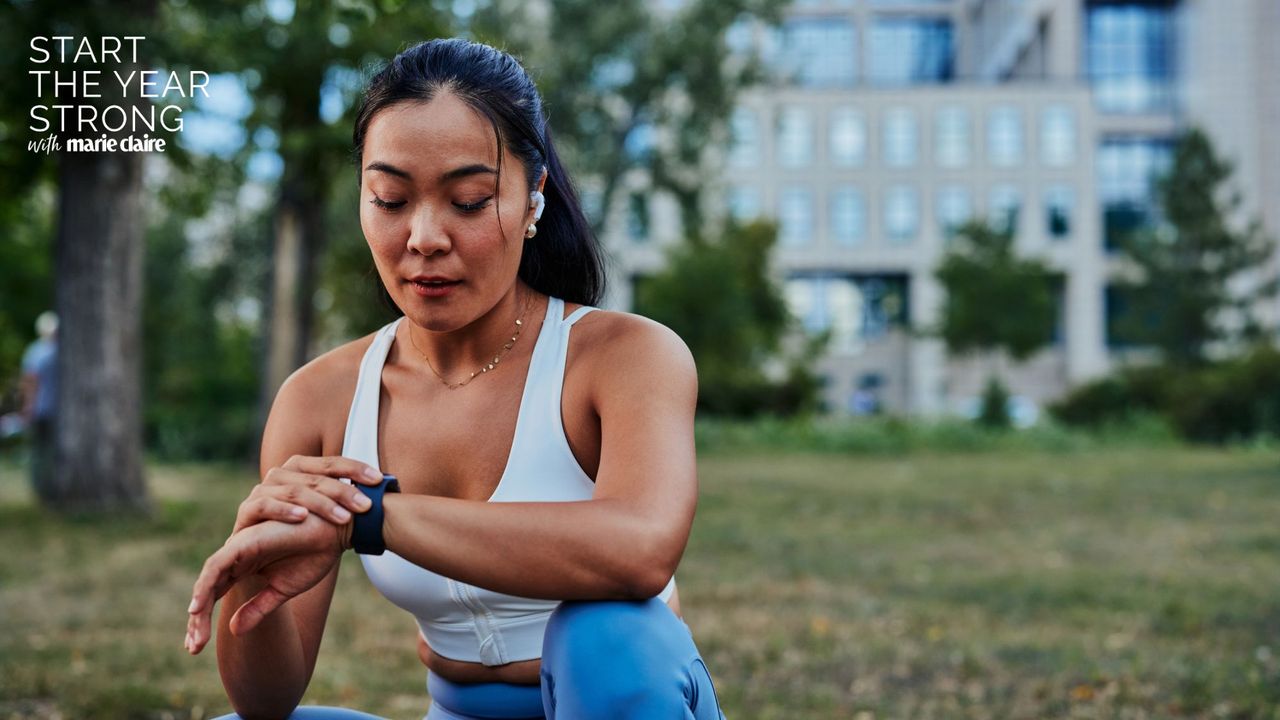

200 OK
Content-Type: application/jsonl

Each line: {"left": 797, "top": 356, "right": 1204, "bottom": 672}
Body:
{"left": 362, "top": 92, "right": 506, "bottom": 176}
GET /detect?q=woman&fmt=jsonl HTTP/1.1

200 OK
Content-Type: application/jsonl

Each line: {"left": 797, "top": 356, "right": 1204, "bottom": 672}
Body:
{"left": 184, "top": 38, "right": 724, "bottom": 720}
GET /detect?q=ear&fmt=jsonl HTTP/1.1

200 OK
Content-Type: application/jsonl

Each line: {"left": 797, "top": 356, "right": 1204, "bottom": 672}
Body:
{"left": 528, "top": 166, "right": 549, "bottom": 224}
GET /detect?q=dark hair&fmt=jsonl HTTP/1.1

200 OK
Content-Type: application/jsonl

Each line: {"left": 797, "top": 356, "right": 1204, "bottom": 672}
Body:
{"left": 352, "top": 38, "right": 606, "bottom": 309}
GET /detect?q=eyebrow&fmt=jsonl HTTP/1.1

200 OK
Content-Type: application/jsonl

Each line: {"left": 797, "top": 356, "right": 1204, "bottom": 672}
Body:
{"left": 363, "top": 161, "right": 497, "bottom": 183}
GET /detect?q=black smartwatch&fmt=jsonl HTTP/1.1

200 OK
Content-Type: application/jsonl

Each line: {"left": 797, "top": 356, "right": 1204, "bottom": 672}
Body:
{"left": 351, "top": 473, "right": 400, "bottom": 555}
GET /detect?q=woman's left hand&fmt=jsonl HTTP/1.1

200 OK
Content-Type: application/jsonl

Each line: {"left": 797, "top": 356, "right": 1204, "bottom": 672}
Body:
{"left": 230, "top": 455, "right": 385, "bottom": 535}
{"left": 185, "top": 513, "right": 349, "bottom": 655}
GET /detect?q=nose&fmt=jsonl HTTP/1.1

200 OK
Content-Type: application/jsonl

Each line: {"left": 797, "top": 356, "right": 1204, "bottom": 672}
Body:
{"left": 405, "top": 205, "right": 451, "bottom": 257}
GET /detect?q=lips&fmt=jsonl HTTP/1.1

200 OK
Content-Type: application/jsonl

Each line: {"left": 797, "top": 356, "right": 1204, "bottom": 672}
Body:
{"left": 407, "top": 275, "right": 461, "bottom": 298}
{"left": 409, "top": 275, "right": 461, "bottom": 286}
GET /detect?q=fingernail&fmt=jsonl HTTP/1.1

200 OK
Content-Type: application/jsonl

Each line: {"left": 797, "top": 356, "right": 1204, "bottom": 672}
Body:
{"left": 363, "top": 468, "right": 383, "bottom": 483}
{"left": 353, "top": 493, "right": 372, "bottom": 510}
{"left": 333, "top": 507, "right": 351, "bottom": 522}
{"left": 290, "top": 506, "right": 307, "bottom": 518}
{"left": 188, "top": 598, "right": 198, "bottom": 613}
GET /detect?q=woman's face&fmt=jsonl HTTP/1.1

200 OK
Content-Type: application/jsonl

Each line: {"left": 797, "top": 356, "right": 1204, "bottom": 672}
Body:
{"left": 359, "top": 92, "right": 541, "bottom": 333}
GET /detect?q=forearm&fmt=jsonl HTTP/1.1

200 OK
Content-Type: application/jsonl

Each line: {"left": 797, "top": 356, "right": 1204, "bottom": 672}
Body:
{"left": 215, "top": 576, "right": 309, "bottom": 719}
{"left": 382, "top": 495, "right": 677, "bottom": 600}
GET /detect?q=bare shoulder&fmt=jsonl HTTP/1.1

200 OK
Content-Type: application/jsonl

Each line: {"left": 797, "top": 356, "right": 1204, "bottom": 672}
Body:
{"left": 570, "top": 308, "right": 697, "bottom": 410}
{"left": 266, "top": 326, "right": 388, "bottom": 456}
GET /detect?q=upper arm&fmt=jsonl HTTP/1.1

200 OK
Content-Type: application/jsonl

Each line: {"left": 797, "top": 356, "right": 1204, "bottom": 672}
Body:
{"left": 589, "top": 315, "right": 699, "bottom": 590}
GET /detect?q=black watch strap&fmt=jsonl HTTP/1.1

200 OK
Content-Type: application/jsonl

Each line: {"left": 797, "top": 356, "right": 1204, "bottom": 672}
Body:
{"left": 351, "top": 474, "right": 400, "bottom": 555}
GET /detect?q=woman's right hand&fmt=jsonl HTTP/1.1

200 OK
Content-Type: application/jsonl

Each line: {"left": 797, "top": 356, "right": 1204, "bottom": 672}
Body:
{"left": 232, "top": 455, "right": 386, "bottom": 534}
{"left": 186, "top": 512, "right": 349, "bottom": 655}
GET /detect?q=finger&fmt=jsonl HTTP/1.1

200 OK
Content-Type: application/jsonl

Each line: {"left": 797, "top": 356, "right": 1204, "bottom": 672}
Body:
{"left": 235, "top": 497, "right": 308, "bottom": 533}
{"left": 187, "top": 545, "right": 243, "bottom": 651}
{"left": 228, "top": 585, "right": 291, "bottom": 637}
{"left": 281, "top": 455, "right": 384, "bottom": 485}
{"left": 276, "top": 483, "right": 362, "bottom": 523}
{"left": 253, "top": 480, "right": 355, "bottom": 525}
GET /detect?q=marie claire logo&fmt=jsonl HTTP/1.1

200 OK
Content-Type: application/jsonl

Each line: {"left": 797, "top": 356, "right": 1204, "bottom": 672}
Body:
{"left": 28, "top": 36, "right": 209, "bottom": 154}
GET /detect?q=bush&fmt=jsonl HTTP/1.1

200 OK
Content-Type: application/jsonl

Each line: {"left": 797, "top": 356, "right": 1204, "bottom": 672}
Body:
{"left": 978, "top": 377, "right": 1012, "bottom": 429}
{"left": 1050, "top": 345, "right": 1280, "bottom": 443}
{"left": 693, "top": 414, "right": 1179, "bottom": 456}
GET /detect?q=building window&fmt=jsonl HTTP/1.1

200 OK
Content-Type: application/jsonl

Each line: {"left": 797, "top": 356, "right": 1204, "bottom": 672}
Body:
{"left": 830, "top": 107, "right": 867, "bottom": 167}
{"left": 1087, "top": 2, "right": 1176, "bottom": 113}
{"left": 784, "top": 274, "right": 908, "bottom": 354}
{"left": 936, "top": 185, "right": 971, "bottom": 241}
{"left": 1040, "top": 106, "right": 1077, "bottom": 167}
{"left": 1098, "top": 138, "right": 1172, "bottom": 249}
{"left": 884, "top": 185, "right": 919, "bottom": 243}
{"left": 726, "top": 185, "right": 761, "bottom": 222}
{"left": 1045, "top": 185, "right": 1074, "bottom": 239}
{"left": 779, "top": 186, "right": 814, "bottom": 246}
{"left": 627, "top": 192, "right": 650, "bottom": 243}
{"left": 776, "top": 17, "right": 857, "bottom": 87}
{"left": 869, "top": 18, "right": 955, "bottom": 86}
{"left": 988, "top": 184, "right": 1021, "bottom": 235}
{"left": 777, "top": 106, "right": 814, "bottom": 167}
{"left": 935, "top": 106, "right": 971, "bottom": 168}
{"left": 728, "top": 108, "right": 759, "bottom": 168}
{"left": 987, "top": 106, "right": 1024, "bottom": 167}
{"left": 831, "top": 186, "right": 866, "bottom": 246}
{"left": 883, "top": 107, "right": 918, "bottom": 168}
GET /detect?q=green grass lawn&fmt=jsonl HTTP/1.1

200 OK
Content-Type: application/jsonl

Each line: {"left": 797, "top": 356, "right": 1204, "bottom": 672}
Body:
{"left": 1, "top": 446, "right": 1277, "bottom": 719}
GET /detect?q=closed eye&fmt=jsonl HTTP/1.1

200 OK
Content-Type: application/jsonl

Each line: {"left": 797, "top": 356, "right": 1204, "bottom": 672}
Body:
{"left": 455, "top": 197, "right": 493, "bottom": 214}
{"left": 370, "top": 196, "right": 405, "bottom": 211}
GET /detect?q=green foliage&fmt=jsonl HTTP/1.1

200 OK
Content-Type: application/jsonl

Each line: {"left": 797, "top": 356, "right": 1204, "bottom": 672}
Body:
{"left": 634, "top": 220, "right": 825, "bottom": 417}
{"left": 935, "top": 221, "right": 1057, "bottom": 362}
{"left": 935, "top": 221, "right": 1057, "bottom": 429}
{"left": 1115, "top": 128, "right": 1278, "bottom": 366}
{"left": 693, "top": 414, "right": 1181, "bottom": 456}
{"left": 0, "top": 189, "right": 55, "bottom": 408}
{"left": 1051, "top": 344, "right": 1280, "bottom": 443}
{"left": 141, "top": 156, "right": 272, "bottom": 462}
{"left": 978, "top": 377, "right": 1012, "bottom": 429}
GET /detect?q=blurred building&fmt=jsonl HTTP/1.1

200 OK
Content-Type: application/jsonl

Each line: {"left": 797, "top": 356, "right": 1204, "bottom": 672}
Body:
{"left": 602, "top": 0, "right": 1279, "bottom": 417}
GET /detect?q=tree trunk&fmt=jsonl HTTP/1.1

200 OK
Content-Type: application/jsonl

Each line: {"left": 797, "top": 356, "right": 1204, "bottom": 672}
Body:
{"left": 253, "top": 161, "right": 328, "bottom": 466}
{"left": 50, "top": 149, "right": 150, "bottom": 514}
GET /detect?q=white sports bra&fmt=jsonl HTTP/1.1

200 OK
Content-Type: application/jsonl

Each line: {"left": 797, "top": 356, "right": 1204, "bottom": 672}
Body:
{"left": 341, "top": 296, "right": 676, "bottom": 666}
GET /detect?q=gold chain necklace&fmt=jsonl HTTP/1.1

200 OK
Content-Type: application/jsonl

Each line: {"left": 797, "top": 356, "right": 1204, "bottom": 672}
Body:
{"left": 406, "top": 293, "right": 532, "bottom": 389}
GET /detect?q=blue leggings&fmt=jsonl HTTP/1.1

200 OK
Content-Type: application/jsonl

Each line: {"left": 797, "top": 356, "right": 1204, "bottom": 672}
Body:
{"left": 213, "top": 597, "right": 725, "bottom": 720}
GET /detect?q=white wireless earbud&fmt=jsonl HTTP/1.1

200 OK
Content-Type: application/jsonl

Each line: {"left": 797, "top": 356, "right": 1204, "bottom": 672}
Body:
{"left": 530, "top": 190, "right": 546, "bottom": 221}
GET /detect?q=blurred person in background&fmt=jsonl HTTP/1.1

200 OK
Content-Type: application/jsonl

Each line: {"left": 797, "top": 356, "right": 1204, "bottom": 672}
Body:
{"left": 184, "top": 39, "right": 724, "bottom": 720}
{"left": 20, "top": 311, "right": 58, "bottom": 503}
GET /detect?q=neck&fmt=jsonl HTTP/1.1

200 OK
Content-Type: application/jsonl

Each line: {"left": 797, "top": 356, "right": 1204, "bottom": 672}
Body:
{"left": 404, "top": 284, "right": 543, "bottom": 383}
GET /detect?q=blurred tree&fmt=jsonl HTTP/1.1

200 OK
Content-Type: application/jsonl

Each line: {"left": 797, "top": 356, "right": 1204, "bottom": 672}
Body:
{"left": 142, "top": 155, "right": 271, "bottom": 462}
{"left": 0, "top": 189, "right": 55, "bottom": 410}
{"left": 0, "top": 8, "right": 57, "bottom": 400}
{"left": 935, "top": 221, "right": 1056, "bottom": 427}
{"left": 470, "top": 0, "right": 787, "bottom": 239}
{"left": 161, "top": 0, "right": 450, "bottom": 460}
{"left": 634, "top": 220, "right": 825, "bottom": 417}
{"left": 1115, "top": 128, "right": 1278, "bottom": 367}
{"left": 0, "top": 0, "right": 160, "bottom": 512}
